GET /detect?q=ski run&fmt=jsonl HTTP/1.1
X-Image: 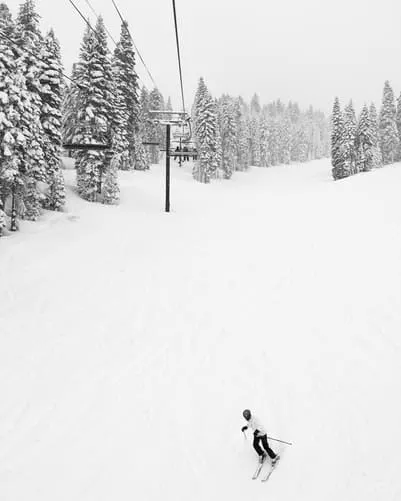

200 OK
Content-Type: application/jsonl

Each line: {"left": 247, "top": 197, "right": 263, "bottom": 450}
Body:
{"left": 1, "top": 158, "right": 401, "bottom": 501}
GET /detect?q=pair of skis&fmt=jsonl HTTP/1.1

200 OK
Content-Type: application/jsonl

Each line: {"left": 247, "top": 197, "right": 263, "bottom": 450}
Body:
{"left": 252, "top": 457, "right": 279, "bottom": 482}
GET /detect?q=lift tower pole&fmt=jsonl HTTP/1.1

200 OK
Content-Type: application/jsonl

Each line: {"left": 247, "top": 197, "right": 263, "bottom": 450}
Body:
{"left": 165, "top": 124, "right": 171, "bottom": 213}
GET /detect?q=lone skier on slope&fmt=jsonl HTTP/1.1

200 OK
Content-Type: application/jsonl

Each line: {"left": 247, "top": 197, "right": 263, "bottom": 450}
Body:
{"left": 241, "top": 409, "right": 280, "bottom": 464}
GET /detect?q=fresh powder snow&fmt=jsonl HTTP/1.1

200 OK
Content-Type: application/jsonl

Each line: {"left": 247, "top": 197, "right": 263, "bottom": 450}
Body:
{"left": 1, "top": 159, "right": 401, "bottom": 500}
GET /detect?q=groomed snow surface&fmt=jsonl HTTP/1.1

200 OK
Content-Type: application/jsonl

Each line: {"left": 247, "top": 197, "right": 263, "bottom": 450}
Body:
{"left": 1, "top": 158, "right": 401, "bottom": 501}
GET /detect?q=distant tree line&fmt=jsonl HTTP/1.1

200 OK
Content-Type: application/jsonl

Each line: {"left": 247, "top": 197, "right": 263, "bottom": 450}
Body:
{"left": 192, "top": 77, "right": 330, "bottom": 183}
{"left": 331, "top": 81, "right": 401, "bottom": 180}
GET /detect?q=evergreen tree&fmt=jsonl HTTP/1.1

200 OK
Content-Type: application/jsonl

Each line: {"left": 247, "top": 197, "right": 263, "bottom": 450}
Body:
{"left": 297, "top": 121, "right": 309, "bottom": 162}
{"left": 239, "top": 116, "right": 251, "bottom": 170}
{"left": 219, "top": 96, "right": 236, "bottom": 178}
{"left": 269, "top": 119, "right": 280, "bottom": 166}
{"left": 342, "top": 101, "right": 357, "bottom": 175}
{"left": 111, "top": 51, "right": 130, "bottom": 169}
{"left": 147, "top": 87, "right": 164, "bottom": 164}
{"left": 0, "top": 4, "right": 26, "bottom": 211}
{"left": 369, "top": 102, "right": 382, "bottom": 169}
{"left": 378, "top": 80, "right": 399, "bottom": 164}
{"left": 250, "top": 93, "right": 261, "bottom": 115}
{"left": 259, "top": 116, "right": 270, "bottom": 167}
{"left": 133, "top": 134, "right": 149, "bottom": 170}
{"left": 15, "top": 0, "right": 46, "bottom": 219}
{"left": 39, "top": 28, "right": 65, "bottom": 210}
{"left": 62, "top": 63, "right": 80, "bottom": 147}
{"left": 249, "top": 116, "right": 261, "bottom": 166}
{"left": 0, "top": 199, "right": 5, "bottom": 235}
{"left": 232, "top": 98, "right": 249, "bottom": 171}
{"left": 212, "top": 98, "right": 222, "bottom": 178}
{"left": 74, "top": 18, "right": 117, "bottom": 202}
{"left": 396, "top": 92, "right": 401, "bottom": 161}
{"left": 331, "top": 97, "right": 348, "bottom": 180}
{"left": 193, "top": 77, "right": 218, "bottom": 183}
{"left": 279, "top": 115, "right": 291, "bottom": 164}
{"left": 102, "top": 153, "right": 120, "bottom": 204}
{"left": 113, "top": 21, "right": 139, "bottom": 167}
{"left": 356, "top": 104, "right": 373, "bottom": 172}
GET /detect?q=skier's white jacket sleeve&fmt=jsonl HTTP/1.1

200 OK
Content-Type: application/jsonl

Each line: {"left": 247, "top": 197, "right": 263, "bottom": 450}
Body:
{"left": 247, "top": 416, "right": 267, "bottom": 437}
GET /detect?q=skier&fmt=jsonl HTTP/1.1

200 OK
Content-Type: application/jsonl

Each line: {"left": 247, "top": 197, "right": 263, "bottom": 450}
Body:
{"left": 241, "top": 409, "right": 280, "bottom": 464}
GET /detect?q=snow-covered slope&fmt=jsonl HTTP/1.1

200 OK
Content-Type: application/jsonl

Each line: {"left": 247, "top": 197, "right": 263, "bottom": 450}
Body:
{"left": 1, "top": 159, "right": 401, "bottom": 501}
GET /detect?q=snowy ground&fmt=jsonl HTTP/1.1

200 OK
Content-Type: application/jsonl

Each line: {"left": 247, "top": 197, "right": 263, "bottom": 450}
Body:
{"left": 1, "top": 158, "right": 401, "bottom": 501}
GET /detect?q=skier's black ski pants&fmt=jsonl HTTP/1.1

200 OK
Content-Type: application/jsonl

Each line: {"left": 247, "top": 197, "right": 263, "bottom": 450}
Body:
{"left": 253, "top": 434, "right": 276, "bottom": 458}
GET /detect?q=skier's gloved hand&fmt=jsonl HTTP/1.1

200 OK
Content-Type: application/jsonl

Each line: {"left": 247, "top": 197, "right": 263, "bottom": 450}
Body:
{"left": 253, "top": 429, "right": 260, "bottom": 436}
{"left": 241, "top": 426, "right": 248, "bottom": 432}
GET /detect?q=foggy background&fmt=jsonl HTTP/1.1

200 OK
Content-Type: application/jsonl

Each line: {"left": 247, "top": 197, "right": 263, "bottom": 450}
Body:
{"left": 9, "top": 0, "right": 401, "bottom": 112}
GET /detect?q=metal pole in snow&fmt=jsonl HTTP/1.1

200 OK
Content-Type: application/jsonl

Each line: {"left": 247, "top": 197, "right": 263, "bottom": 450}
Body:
{"left": 165, "top": 124, "right": 171, "bottom": 212}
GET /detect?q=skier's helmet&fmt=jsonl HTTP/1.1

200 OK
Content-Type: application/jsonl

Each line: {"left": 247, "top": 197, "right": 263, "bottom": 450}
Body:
{"left": 243, "top": 409, "right": 251, "bottom": 420}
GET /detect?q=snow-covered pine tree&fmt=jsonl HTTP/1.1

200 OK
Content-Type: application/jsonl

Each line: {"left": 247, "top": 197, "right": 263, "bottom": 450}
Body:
{"left": 39, "top": 28, "right": 65, "bottom": 210}
{"left": 250, "top": 93, "right": 261, "bottom": 115}
{"left": 192, "top": 77, "right": 218, "bottom": 183}
{"left": 133, "top": 134, "right": 149, "bottom": 170}
{"left": 396, "top": 92, "right": 401, "bottom": 161}
{"left": 219, "top": 95, "right": 236, "bottom": 178}
{"left": 279, "top": 115, "right": 291, "bottom": 164}
{"left": 259, "top": 115, "right": 270, "bottom": 167}
{"left": 147, "top": 87, "right": 164, "bottom": 165}
{"left": 111, "top": 49, "right": 130, "bottom": 170}
{"left": 0, "top": 1, "right": 12, "bottom": 34}
{"left": 166, "top": 96, "right": 173, "bottom": 111}
{"left": 62, "top": 63, "right": 80, "bottom": 147}
{"left": 269, "top": 119, "right": 280, "bottom": 166}
{"left": 342, "top": 101, "right": 358, "bottom": 175}
{"left": 369, "top": 102, "right": 382, "bottom": 169}
{"left": 296, "top": 121, "right": 309, "bottom": 162}
{"left": 331, "top": 97, "right": 348, "bottom": 180}
{"left": 356, "top": 104, "right": 373, "bottom": 172}
{"left": 73, "top": 18, "right": 118, "bottom": 202}
{"left": 15, "top": 0, "right": 46, "bottom": 220}
{"left": 0, "top": 199, "right": 5, "bottom": 235}
{"left": 113, "top": 21, "right": 139, "bottom": 168}
{"left": 102, "top": 153, "right": 120, "bottom": 204}
{"left": 249, "top": 116, "right": 261, "bottom": 166}
{"left": 378, "top": 80, "right": 399, "bottom": 164}
{"left": 212, "top": 98, "right": 223, "bottom": 178}
{"left": 238, "top": 116, "right": 251, "bottom": 170}
{"left": 0, "top": 3, "right": 26, "bottom": 223}
{"left": 232, "top": 98, "right": 249, "bottom": 171}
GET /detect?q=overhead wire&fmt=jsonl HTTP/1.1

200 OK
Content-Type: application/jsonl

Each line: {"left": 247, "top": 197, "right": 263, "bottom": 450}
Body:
{"left": 111, "top": 0, "right": 157, "bottom": 89}
{"left": 171, "top": 0, "right": 186, "bottom": 114}
{"left": 82, "top": 0, "right": 118, "bottom": 46}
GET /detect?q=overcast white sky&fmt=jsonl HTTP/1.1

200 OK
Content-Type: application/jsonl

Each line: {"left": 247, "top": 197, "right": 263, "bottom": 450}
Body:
{"left": 9, "top": 0, "right": 401, "bottom": 113}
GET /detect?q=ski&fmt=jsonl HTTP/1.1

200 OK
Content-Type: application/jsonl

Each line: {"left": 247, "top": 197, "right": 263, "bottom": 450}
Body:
{"left": 261, "top": 468, "right": 274, "bottom": 482}
{"left": 261, "top": 458, "right": 280, "bottom": 483}
{"left": 252, "top": 460, "right": 266, "bottom": 480}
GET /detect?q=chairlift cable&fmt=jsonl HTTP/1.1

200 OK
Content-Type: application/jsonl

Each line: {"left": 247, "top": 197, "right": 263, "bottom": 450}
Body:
{"left": 171, "top": 0, "right": 186, "bottom": 115}
{"left": 83, "top": 0, "right": 118, "bottom": 46}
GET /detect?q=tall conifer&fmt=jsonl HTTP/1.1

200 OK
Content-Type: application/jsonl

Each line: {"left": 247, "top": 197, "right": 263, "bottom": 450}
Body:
{"left": 379, "top": 81, "right": 399, "bottom": 164}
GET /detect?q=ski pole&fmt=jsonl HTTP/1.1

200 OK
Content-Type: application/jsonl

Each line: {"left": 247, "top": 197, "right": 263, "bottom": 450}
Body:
{"left": 267, "top": 436, "right": 293, "bottom": 446}
{"left": 243, "top": 431, "right": 247, "bottom": 440}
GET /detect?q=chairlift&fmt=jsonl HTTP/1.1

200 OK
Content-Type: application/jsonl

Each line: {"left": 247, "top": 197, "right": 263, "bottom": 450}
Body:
{"left": 172, "top": 119, "right": 192, "bottom": 143}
